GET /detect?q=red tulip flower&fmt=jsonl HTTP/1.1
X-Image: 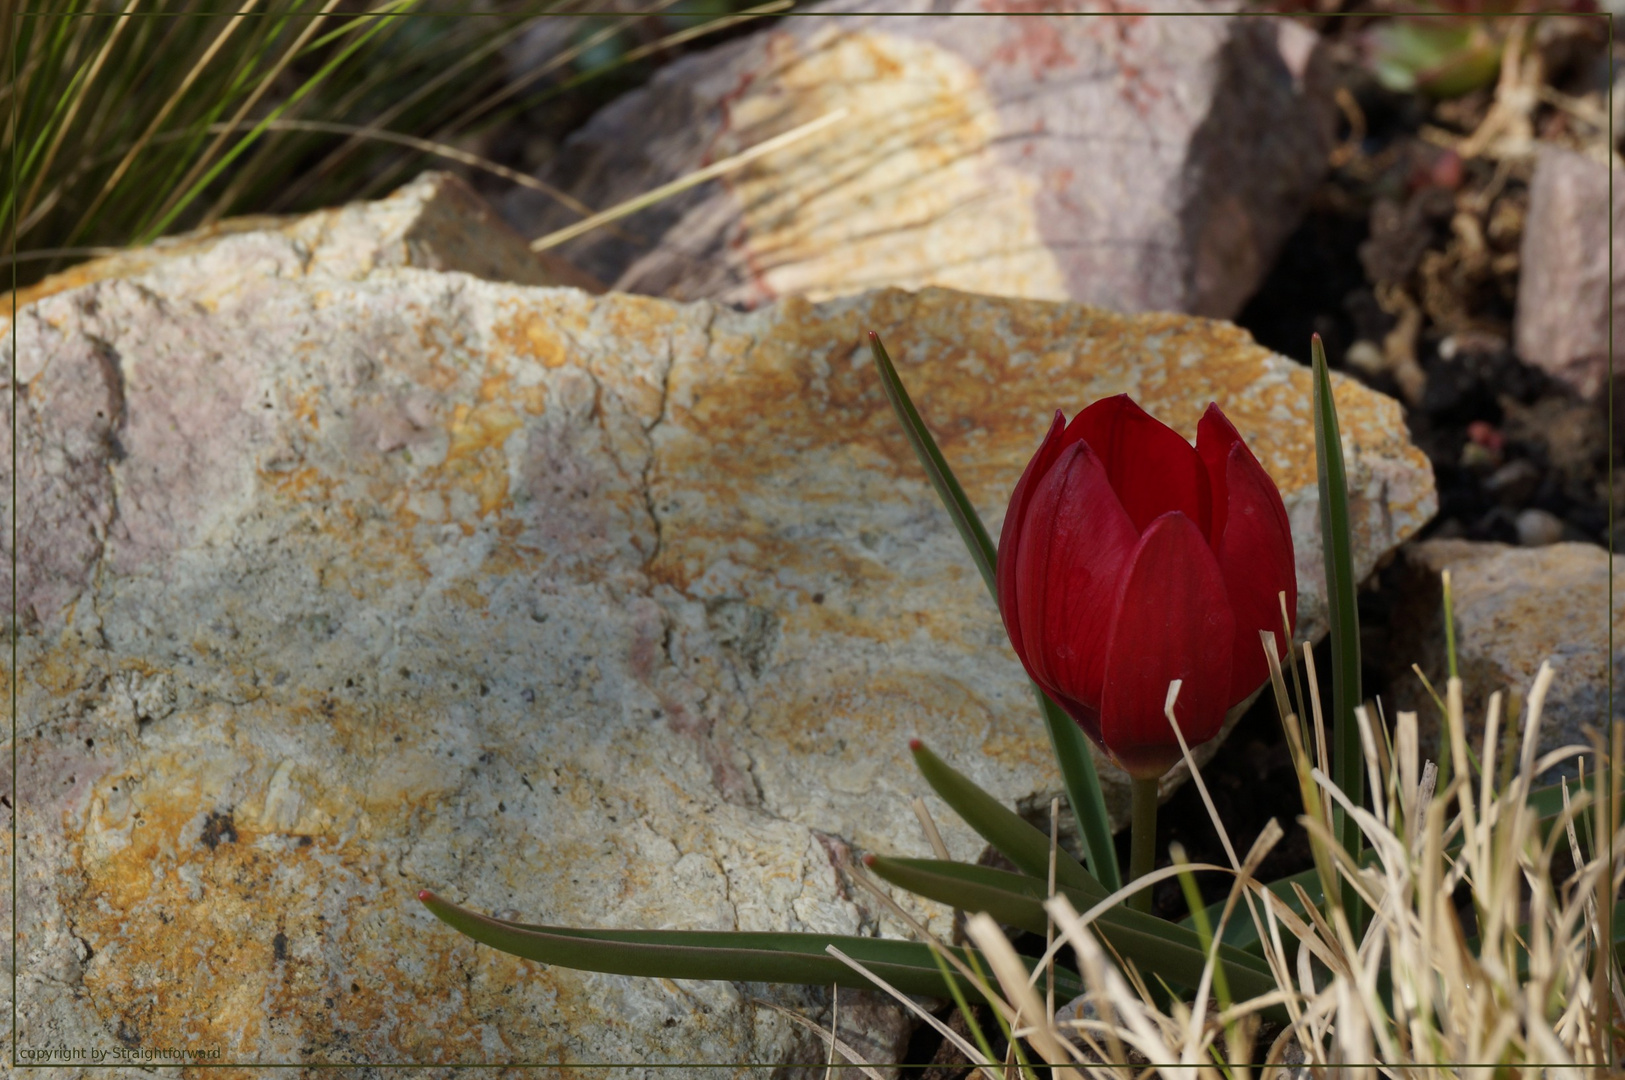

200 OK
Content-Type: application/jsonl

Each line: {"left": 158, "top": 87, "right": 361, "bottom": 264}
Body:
{"left": 996, "top": 395, "right": 1297, "bottom": 781}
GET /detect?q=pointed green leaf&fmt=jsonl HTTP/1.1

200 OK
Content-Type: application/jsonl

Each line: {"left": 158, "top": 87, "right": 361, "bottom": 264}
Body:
{"left": 867, "top": 332, "right": 1120, "bottom": 892}
{"left": 866, "top": 331, "right": 999, "bottom": 596}
{"left": 1037, "top": 689, "right": 1123, "bottom": 894}
{"left": 417, "top": 890, "right": 1083, "bottom": 1003}
{"left": 1311, "top": 334, "right": 1366, "bottom": 938}
{"left": 910, "top": 740, "right": 1103, "bottom": 898}
{"left": 865, "top": 856, "right": 1283, "bottom": 1017}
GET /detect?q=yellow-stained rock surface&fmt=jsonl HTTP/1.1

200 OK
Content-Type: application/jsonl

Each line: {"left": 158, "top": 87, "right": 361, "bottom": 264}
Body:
{"left": 1, "top": 178, "right": 1432, "bottom": 1076}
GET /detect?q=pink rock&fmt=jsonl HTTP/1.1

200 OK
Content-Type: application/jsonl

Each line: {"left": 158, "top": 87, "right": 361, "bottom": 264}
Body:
{"left": 1514, "top": 145, "right": 1623, "bottom": 400}
{"left": 501, "top": 0, "right": 1334, "bottom": 318}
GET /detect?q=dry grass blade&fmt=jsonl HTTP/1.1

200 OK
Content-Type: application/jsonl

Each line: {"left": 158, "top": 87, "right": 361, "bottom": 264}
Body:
{"left": 145, "top": 0, "right": 347, "bottom": 234}
{"left": 529, "top": 107, "right": 849, "bottom": 252}
{"left": 747, "top": 995, "right": 889, "bottom": 1080}
{"left": 962, "top": 912, "right": 1086, "bottom": 1077}
{"left": 264, "top": 0, "right": 553, "bottom": 213}
{"left": 823, "top": 946, "right": 997, "bottom": 1076}
{"left": 17, "top": 0, "right": 139, "bottom": 223}
{"left": 73, "top": 0, "right": 263, "bottom": 235}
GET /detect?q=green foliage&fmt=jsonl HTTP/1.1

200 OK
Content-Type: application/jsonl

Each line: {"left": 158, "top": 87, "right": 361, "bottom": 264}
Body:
{"left": 0, "top": 0, "right": 766, "bottom": 290}
{"left": 1364, "top": 18, "right": 1504, "bottom": 99}
{"left": 417, "top": 890, "right": 1085, "bottom": 1004}
{"left": 1311, "top": 334, "right": 1367, "bottom": 940}
{"left": 866, "top": 332, "right": 1121, "bottom": 893}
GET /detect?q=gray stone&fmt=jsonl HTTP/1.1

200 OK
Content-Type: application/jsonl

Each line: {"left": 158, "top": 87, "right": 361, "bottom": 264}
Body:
{"left": 1513, "top": 145, "right": 1623, "bottom": 401}
{"left": 1387, "top": 539, "right": 1622, "bottom": 786}
{"left": 500, "top": 0, "right": 1334, "bottom": 319}
{"left": 1515, "top": 507, "right": 1565, "bottom": 547}
{"left": 2, "top": 176, "right": 1430, "bottom": 1074}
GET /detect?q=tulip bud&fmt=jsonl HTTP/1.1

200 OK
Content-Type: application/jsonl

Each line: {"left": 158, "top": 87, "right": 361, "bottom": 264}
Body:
{"left": 996, "top": 396, "right": 1297, "bottom": 780}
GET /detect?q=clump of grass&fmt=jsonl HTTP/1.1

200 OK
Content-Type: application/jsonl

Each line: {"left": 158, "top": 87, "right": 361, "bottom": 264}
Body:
{"left": 1, "top": 0, "right": 775, "bottom": 292}
{"left": 812, "top": 653, "right": 1618, "bottom": 1078}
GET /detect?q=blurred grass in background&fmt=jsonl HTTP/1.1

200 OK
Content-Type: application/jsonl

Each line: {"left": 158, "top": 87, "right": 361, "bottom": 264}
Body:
{"left": 2, "top": 0, "right": 778, "bottom": 292}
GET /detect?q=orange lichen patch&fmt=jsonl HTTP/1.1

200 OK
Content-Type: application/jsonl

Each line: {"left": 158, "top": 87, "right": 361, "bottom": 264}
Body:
{"left": 445, "top": 401, "right": 523, "bottom": 465}
{"left": 327, "top": 498, "right": 432, "bottom": 585}
{"left": 483, "top": 517, "right": 546, "bottom": 577}
{"left": 259, "top": 463, "right": 334, "bottom": 503}
{"left": 600, "top": 292, "right": 680, "bottom": 353}
{"left": 492, "top": 303, "right": 575, "bottom": 368}
{"left": 71, "top": 799, "right": 488, "bottom": 1062}
{"left": 443, "top": 578, "right": 489, "bottom": 612}
{"left": 477, "top": 370, "right": 511, "bottom": 404}
{"left": 80, "top": 785, "right": 193, "bottom": 909}
{"left": 21, "top": 637, "right": 104, "bottom": 696}
{"left": 516, "top": 380, "right": 548, "bottom": 415}
{"left": 437, "top": 401, "right": 522, "bottom": 519}
{"left": 977, "top": 707, "right": 1065, "bottom": 772}
{"left": 664, "top": 287, "right": 1424, "bottom": 523}
{"left": 288, "top": 388, "right": 322, "bottom": 431}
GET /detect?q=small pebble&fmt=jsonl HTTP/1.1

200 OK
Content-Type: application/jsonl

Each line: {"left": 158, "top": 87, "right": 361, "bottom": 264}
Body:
{"left": 1515, "top": 508, "right": 1565, "bottom": 547}
{"left": 1344, "top": 339, "right": 1386, "bottom": 379}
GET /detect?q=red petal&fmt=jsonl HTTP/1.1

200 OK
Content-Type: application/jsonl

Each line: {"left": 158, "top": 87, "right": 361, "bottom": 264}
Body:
{"left": 997, "top": 410, "right": 1068, "bottom": 668}
{"left": 1010, "top": 440, "right": 1140, "bottom": 715}
{"left": 1098, "top": 512, "right": 1234, "bottom": 780}
{"left": 1211, "top": 439, "right": 1298, "bottom": 704}
{"left": 1196, "top": 403, "right": 1243, "bottom": 547}
{"left": 1067, "top": 395, "right": 1210, "bottom": 536}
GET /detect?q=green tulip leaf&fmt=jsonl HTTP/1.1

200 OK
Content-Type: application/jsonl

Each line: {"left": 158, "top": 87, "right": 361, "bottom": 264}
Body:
{"left": 909, "top": 740, "right": 1105, "bottom": 898}
{"left": 865, "top": 332, "right": 1120, "bottom": 892}
{"left": 1311, "top": 335, "right": 1366, "bottom": 937}
{"left": 865, "top": 856, "right": 1283, "bottom": 1016}
{"left": 417, "top": 889, "right": 1082, "bottom": 1003}
{"left": 1036, "top": 691, "right": 1123, "bottom": 894}
{"left": 865, "top": 331, "right": 1000, "bottom": 597}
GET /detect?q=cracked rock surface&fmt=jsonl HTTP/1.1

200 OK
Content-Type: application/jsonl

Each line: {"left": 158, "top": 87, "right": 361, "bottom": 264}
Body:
{"left": 2, "top": 172, "right": 1432, "bottom": 1074}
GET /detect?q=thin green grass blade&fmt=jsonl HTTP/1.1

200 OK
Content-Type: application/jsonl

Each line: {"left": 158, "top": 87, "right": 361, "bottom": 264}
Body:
{"left": 864, "top": 856, "right": 1283, "bottom": 1016}
{"left": 1171, "top": 850, "right": 1231, "bottom": 1014}
{"left": 1311, "top": 334, "right": 1366, "bottom": 939}
{"left": 910, "top": 740, "right": 1103, "bottom": 897}
{"left": 868, "top": 332, "right": 1119, "bottom": 892}
{"left": 137, "top": 3, "right": 411, "bottom": 245}
{"left": 417, "top": 890, "right": 1083, "bottom": 1004}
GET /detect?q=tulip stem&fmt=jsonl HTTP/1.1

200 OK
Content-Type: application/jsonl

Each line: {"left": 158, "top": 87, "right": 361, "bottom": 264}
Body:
{"left": 1127, "top": 776, "right": 1159, "bottom": 913}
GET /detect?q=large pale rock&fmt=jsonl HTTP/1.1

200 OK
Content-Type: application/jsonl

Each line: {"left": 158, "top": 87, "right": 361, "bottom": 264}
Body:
{"left": 3, "top": 178, "right": 1430, "bottom": 1073}
{"left": 1387, "top": 540, "right": 1623, "bottom": 786}
{"left": 1514, "top": 145, "right": 1623, "bottom": 401}
{"left": 501, "top": 0, "right": 1333, "bottom": 318}
{"left": 3, "top": 170, "right": 603, "bottom": 313}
